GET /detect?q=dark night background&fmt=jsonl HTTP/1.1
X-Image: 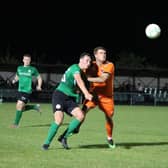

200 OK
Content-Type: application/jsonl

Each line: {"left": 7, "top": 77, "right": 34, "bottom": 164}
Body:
{"left": 0, "top": 7, "right": 168, "bottom": 68}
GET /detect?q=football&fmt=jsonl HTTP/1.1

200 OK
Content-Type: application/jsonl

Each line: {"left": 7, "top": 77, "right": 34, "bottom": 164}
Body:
{"left": 145, "top": 23, "right": 161, "bottom": 39}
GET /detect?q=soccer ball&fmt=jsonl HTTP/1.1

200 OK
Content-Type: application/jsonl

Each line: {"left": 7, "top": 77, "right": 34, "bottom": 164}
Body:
{"left": 145, "top": 23, "right": 161, "bottom": 39}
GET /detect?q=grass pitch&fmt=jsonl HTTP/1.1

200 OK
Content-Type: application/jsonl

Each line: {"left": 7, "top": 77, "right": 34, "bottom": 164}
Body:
{"left": 0, "top": 103, "right": 168, "bottom": 168}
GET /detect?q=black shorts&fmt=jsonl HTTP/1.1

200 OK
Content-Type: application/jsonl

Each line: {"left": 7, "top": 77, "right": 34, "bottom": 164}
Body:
{"left": 17, "top": 91, "right": 31, "bottom": 104}
{"left": 52, "top": 90, "right": 78, "bottom": 116}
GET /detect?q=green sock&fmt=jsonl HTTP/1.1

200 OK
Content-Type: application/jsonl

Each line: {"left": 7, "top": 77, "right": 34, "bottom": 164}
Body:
{"left": 24, "top": 105, "right": 36, "bottom": 112}
{"left": 64, "top": 119, "right": 80, "bottom": 138}
{"left": 14, "top": 110, "right": 22, "bottom": 125}
{"left": 44, "top": 122, "right": 59, "bottom": 145}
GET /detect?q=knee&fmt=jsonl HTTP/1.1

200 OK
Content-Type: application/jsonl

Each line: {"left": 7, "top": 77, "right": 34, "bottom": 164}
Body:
{"left": 76, "top": 111, "right": 84, "bottom": 121}
{"left": 16, "top": 102, "right": 24, "bottom": 110}
{"left": 54, "top": 112, "right": 64, "bottom": 125}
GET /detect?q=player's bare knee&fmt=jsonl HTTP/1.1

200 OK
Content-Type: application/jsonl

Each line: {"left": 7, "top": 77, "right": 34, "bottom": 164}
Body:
{"left": 71, "top": 107, "right": 84, "bottom": 121}
{"left": 54, "top": 111, "right": 64, "bottom": 125}
{"left": 16, "top": 101, "right": 24, "bottom": 110}
{"left": 76, "top": 112, "right": 84, "bottom": 121}
{"left": 73, "top": 110, "right": 84, "bottom": 121}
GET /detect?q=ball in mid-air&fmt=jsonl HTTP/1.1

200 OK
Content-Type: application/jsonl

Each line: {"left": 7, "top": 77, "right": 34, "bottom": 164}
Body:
{"left": 145, "top": 23, "right": 161, "bottom": 39}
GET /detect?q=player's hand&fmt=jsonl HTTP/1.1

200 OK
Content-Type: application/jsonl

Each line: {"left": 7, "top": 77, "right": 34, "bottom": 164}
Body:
{"left": 36, "top": 86, "right": 42, "bottom": 91}
{"left": 12, "top": 79, "right": 16, "bottom": 84}
{"left": 84, "top": 93, "right": 93, "bottom": 101}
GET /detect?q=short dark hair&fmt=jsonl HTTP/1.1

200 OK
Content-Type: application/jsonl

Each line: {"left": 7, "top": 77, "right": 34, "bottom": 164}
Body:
{"left": 23, "top": 54, "right": 31, "bottom": 58}
{"left": 79, "top": 52, "right": 91, "bottom": 59}
{"left": 93, "top": 46, "right": 106, "bottom": 55}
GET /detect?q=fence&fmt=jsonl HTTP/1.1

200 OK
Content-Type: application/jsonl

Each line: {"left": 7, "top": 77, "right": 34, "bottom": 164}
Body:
{"left": 1, "top": 65, "right": 168, "bottom": 105}
{"left": 114, "top": 90, "right": 168, "bottom": 106}
{"left": 1, "top": 88, "right": 168, "bottom": 106}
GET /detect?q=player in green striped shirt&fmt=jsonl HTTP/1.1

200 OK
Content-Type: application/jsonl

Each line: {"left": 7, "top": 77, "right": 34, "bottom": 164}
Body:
{"left": 42, "top": 52, "right": 93, "bottom": 150}
{"left": 11, "top": 54, "right": 43, "bottom": 128}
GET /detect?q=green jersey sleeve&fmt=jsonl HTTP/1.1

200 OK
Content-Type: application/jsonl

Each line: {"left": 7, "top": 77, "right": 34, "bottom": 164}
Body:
{"left": 56, "top": 64, "right": 81, "bottom": 98}
{"left": 32, "top": 67, "right": 40, "bottom": 77}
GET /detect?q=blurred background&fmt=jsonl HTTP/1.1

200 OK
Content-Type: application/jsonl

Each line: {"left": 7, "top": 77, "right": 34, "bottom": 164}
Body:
{"left": 0, "top": 4, "right": 168, "bottom": 105}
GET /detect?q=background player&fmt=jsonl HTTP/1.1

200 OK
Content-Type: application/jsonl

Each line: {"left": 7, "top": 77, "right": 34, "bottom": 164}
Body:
{"left": 11, "top": 54, "right": 42, "bottom": 128}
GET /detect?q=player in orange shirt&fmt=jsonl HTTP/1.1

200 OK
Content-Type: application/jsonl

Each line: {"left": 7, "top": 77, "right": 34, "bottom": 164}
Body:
{"left": 58, "top": 46, "right": 115, "bottom": 148}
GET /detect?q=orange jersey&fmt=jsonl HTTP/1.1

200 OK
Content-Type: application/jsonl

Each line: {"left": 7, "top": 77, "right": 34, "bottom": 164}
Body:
{"left": 90, "top": 61, "right": 114, "bottom": 97}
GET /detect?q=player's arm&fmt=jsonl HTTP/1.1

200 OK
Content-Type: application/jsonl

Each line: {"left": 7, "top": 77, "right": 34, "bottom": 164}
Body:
{"left": 74, "top": 73, "right": 92, "bottom": 101}
{"left": 12, "top": 74, "right": 19, "bottom": 84}
{"left": 88, "top": 72, "right": 110, "bottom": 83}
{"left": 36, "top": 75, "right": 42, "bottom": 91}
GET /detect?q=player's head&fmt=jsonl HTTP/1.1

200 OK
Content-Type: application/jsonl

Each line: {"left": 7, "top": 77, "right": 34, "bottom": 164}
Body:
{"left": 23, "top": 54, "right": 31, "bottom": 66}
{"left": 93, "top": 46, "right": 106, "bottom": 62}
{"left": 79, "top": 52, "right": 91, "bottom": 70}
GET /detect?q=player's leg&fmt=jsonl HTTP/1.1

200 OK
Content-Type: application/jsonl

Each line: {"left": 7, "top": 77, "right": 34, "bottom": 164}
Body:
{"left": 65, "top": 107, "right": 84, "bottom": 137}
{"left": 58, "top": 105, "right": 87, "bottom": 140}
{"left": 73, "top": 92, "right": 98, "bottom": 133}
{"left": 74, "top": 99, "right": 97, "bottom": 133}
{"left": 72, "top": 91, "right": 98, "bottom": 134}
{"left": 11, "top": 91, "right": 29, "bottom": 128}
{"left": 23, "top": 93, "right": 41, "bottom": 113}
{"left": 105, "top": 114, "right": 115, "bottom": 148}
{"left": 99, "top": 97, "right": 115, "bottom": 148}
{"left": 57, "top": 100, "right": 94, "bottom": 141}
{"left": 24, "top": 104, "right": 41, "bottom": 113}
{"left": 42, "top": 91, "right": 63, "bottom": 150}
{"left": 11, "top": 100, "right": 25, "bottom": 128}
{"left": 59, "top": 107, "right": 84, "bottom": 149}
{"left": 42, "top": 110, "right": 63, "bottom": 150}
{"left": 70, "top": 103, "right": 89, "bottom": 134}
{"left": 57, "top": 107, "right": 85, "bottom": 140}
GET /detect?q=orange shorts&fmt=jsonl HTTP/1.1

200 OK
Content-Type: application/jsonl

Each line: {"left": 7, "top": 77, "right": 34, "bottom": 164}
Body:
{"left": 85, "top": 96, "right": 114, "bottom": 117}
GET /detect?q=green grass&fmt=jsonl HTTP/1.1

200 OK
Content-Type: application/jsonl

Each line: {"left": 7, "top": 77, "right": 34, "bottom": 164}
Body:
{"left": 1, "top": 102, "right": 168, "bottom": 168}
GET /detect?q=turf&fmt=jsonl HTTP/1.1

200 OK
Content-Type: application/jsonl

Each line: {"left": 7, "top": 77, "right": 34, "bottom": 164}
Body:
{"left": 0, "top": 103, "right": 168, "bottom": 168}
